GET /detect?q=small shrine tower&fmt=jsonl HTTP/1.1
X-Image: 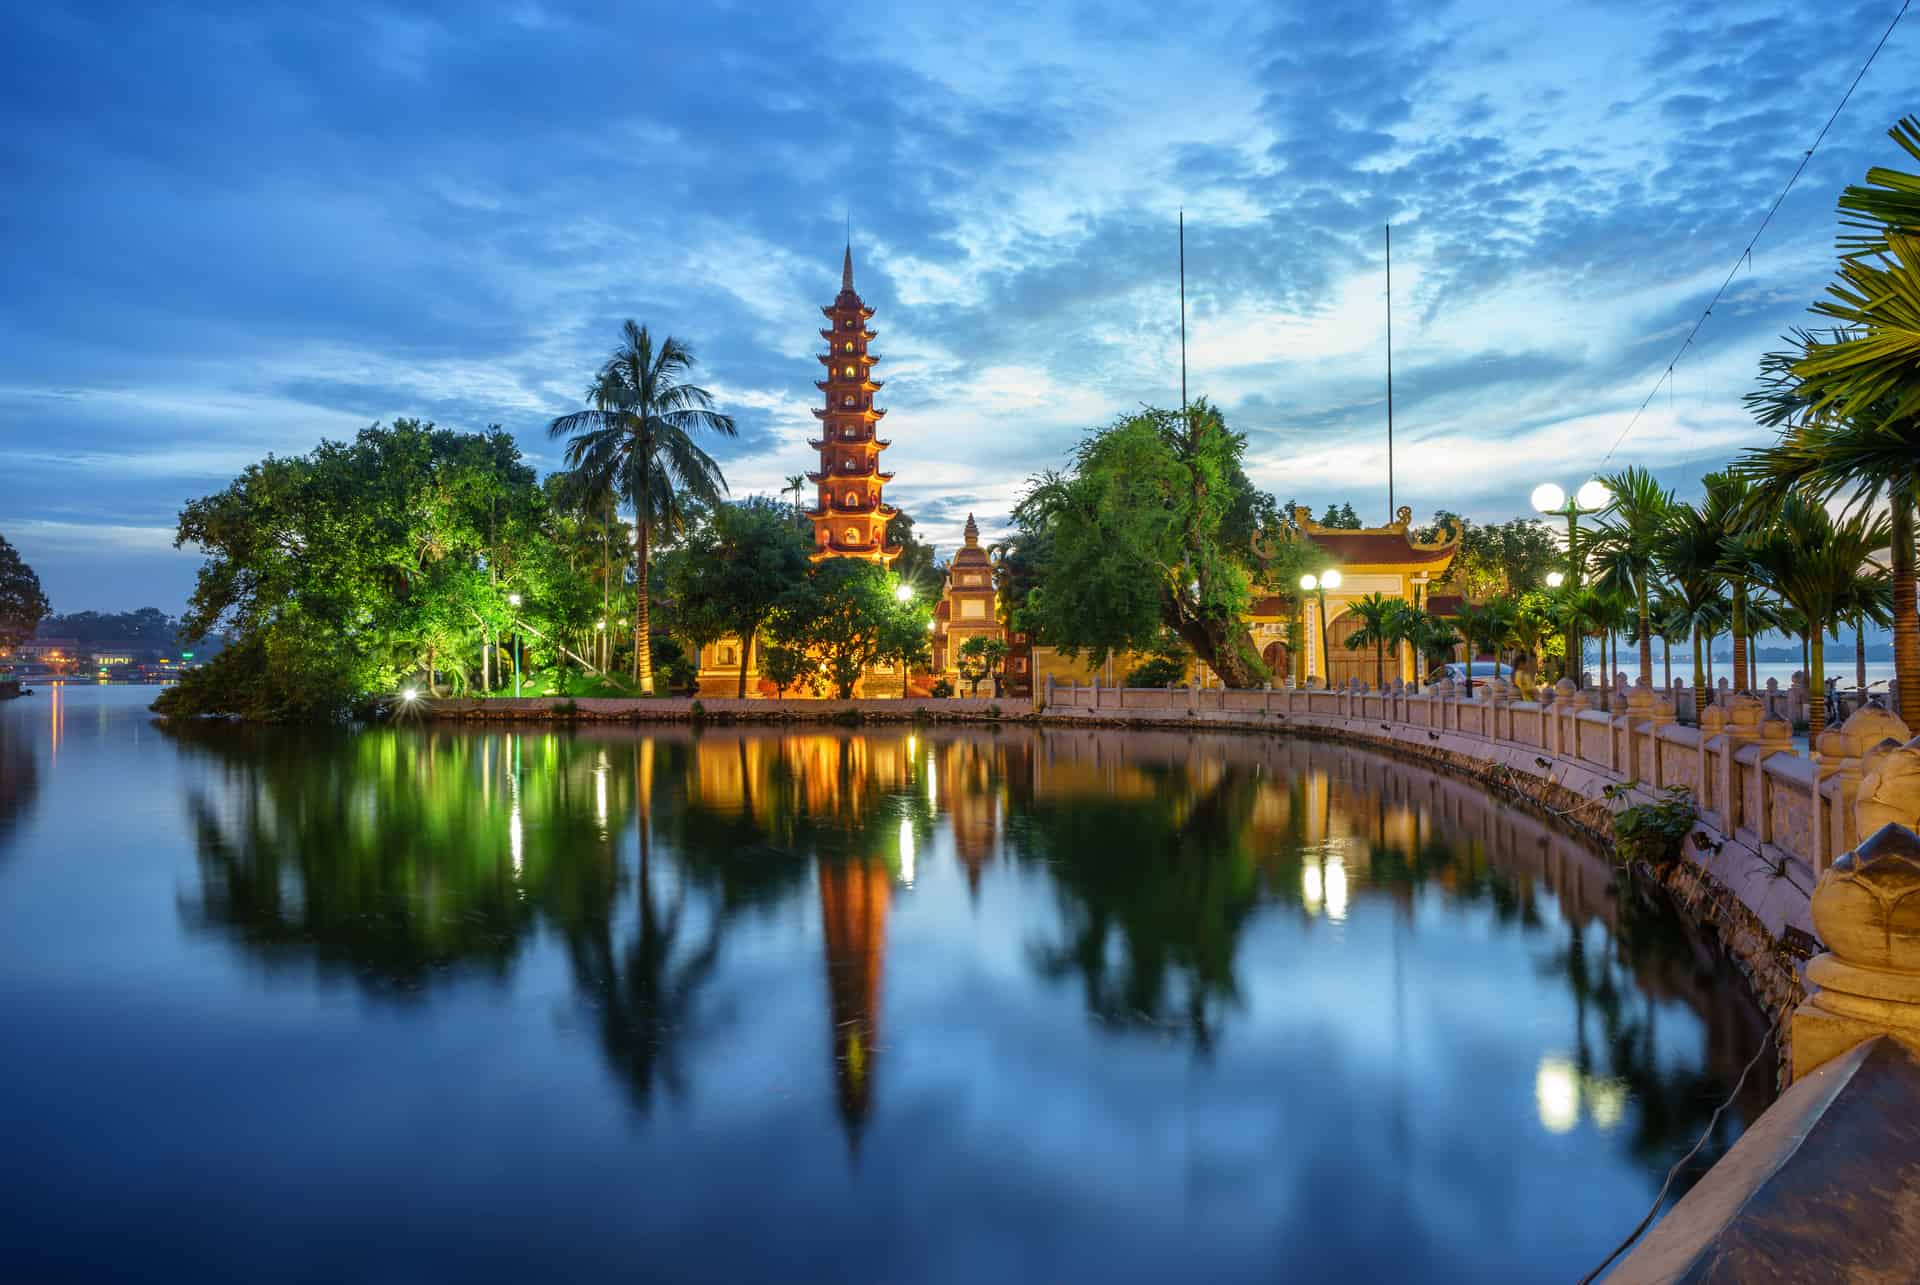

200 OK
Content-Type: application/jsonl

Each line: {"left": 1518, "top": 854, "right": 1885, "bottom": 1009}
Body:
{"left": 932, "top": 513, "right": 1000, "bottom": 678}
{"left": 808, "top": 246, "right": 900, "bottom": 564}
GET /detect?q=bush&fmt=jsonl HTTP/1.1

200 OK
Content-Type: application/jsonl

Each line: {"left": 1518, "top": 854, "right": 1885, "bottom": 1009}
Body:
{"left": 666, "top": 656, "right": 698, "bottom": 693}
{"left": 986, "top": 703, "right": 1002, "bottom": 719}
{"left": 1610, "top": 786, "right": 1699, "bottom": 869}
{"left": 689, "top": 698, "right": 705, "bottom": 721}
{"left": 151, "top": 632, "right": 365, "bottom": 724}
{"left": 1126, "top": 656, "right": 1186, "bottom": 688}
{"left": 930, "top": 677, "right": 955, "bottom": 699}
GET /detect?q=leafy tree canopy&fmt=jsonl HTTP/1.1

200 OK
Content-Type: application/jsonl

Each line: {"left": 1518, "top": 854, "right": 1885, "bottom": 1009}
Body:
{"left": 0, "top": 533, "right": 52, "bottom": 652}
{"left": 1012, "top": 401, "right": 1277, "bottom": 688}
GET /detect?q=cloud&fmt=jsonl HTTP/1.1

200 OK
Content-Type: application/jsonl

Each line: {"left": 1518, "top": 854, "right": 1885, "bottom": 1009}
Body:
{"left": 2, "top": 0, "right": 1914, "bottom": 609}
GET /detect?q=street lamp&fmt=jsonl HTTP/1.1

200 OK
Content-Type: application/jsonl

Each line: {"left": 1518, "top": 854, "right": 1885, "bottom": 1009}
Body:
{"left": 893, "top": 582, "right": 914, "bottom": 603}
{"left": 1545, "top": 571, "right": 1565, "bottom": 588}
{"left": 1532, "top": 480, "right": 1611, "bottom": 687}
{"left": 507, "top": 592, "right": 523, "bottom": 698}
{"left": 1299, "top": 568, "right": 1342, "bottom": 689}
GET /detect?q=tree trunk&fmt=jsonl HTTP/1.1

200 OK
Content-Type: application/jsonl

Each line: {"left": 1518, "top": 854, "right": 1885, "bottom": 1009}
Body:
{"left": 1809, "top": 625, "right": 1828, "bottom": 743}
{"left": 1692, "top": 623, "right": 1707, "bottom": 719}
{"left": 737, "top": 625, "right": 755, "bottom": 700}
{"left": 1731, "top": 583, "right": 1748, "bottom": 694}
{"left": 634, "top": 516, "right": 653, "bottom": 695}
{"left": 1856, "top": 617, "right": 1868, "bottom": 703}
{"left": 1375, "top": 639, "right": 1384, "bottom": 690}
{"left": 1637, "top": 581, "right": 1653, "bottom": 684}
{"left": 1891, "top": 486, "right": 1917, "bottom": 723}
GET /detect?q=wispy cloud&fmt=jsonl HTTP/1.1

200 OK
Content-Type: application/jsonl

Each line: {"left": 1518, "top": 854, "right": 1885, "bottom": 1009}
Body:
{"left": 1, "top": 0, "right": 1912, "bottom": 607}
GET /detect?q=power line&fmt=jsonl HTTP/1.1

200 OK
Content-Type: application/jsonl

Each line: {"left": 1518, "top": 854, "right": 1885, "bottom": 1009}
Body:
{"left": 1600, "top": 0, "right": 1910, "bottom": 464}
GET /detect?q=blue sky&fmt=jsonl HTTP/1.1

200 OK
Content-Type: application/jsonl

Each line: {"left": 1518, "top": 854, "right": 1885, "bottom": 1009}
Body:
{"left": 2, "top": 0, "right": 1914, "bottom": 614}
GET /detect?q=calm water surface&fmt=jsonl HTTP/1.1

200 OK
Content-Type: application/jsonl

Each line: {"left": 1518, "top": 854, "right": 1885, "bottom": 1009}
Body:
{"left": 0, "top": 687, "right": 1772, "bottom": 1283}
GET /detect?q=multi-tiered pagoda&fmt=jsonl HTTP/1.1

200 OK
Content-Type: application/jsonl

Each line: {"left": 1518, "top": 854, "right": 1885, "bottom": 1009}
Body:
{"left": 807, "top": 247, "right": 900, "bottom": 564}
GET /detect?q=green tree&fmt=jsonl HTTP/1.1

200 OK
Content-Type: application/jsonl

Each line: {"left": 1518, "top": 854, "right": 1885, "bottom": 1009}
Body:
{"left": 1317, "top": 502, "right": 1362, "bottom": 529}
{"left": 662, "top": 498, "right": 814, "bottom": 698}
{"left": 548, "top": 321, "right": 736, "bottom": 695}
{"left": 957, "top": 634, "right": 1010, "bottom": 697}
{"left": 781, "top": 558, "right": 897, "bottom": 698}
{"left": 1748, "top": 496, "right": 1892, "bottom": 740}
{"left": 1013, "top": 401, "right": 1271, "bottom": 687}
{"left": 1416, "top": 512, "right": 1560, "bottom": 599}
{"left": 0, "top": 533, "right": 52, "bottom": 652}
{"left": 759, "top": 643, "right": 816, "bottom": 697}
{"left": 159, "top": 421, "right": 546, "bottom": 720}
{"left": 1590, "top": 467, "right": 1673, "bottom": 686}
{"left": 1449, "top": 598, "right": 1517, "bottom": 693}
{"left": 1657, "top": 498, "right": 1728, "bottom": 718}
{"left": 1341, "top": 592, "right": 1404, "bottom": 689}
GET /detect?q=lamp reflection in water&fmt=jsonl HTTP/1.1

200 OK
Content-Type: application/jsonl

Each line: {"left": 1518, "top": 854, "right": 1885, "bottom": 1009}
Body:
{"left": 898, "top": 817, "right": 916, "bottom": 887}
{"left": 1299, "top": 851, "right": 1349, "bottom": 921}
{"left": 1534, "top": 1054, "right": 1630, "bottom": 1134}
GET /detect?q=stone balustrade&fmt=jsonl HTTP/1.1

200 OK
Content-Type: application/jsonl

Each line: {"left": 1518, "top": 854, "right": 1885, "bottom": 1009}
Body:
{"left": 1043, "top": 674, "right": 1918, "bottom": 888}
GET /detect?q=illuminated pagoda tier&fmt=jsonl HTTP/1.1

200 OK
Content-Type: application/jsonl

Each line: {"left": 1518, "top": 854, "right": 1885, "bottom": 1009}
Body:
{"left": 931, "top": 513, "right": 1000, "bottom": 678}
{"left": 807, "top": 246, "right": 900, "bottom": 564}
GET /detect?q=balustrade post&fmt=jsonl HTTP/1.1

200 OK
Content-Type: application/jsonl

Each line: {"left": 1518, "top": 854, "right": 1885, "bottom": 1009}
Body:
{"left": 1792, "top": 821, "right": 1920, "bottom": 1082}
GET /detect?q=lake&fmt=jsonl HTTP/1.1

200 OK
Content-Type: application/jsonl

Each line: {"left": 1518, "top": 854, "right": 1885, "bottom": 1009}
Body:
{"left": 0, "top": 686, "right": 1773, "bottom": 1282}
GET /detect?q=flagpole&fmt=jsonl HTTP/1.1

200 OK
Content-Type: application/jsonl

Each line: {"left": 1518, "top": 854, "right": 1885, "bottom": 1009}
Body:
{"left": 1179, "top": 210, "right": 1188, "bottom": 417}
{"left": 1385, "top": 223, "right": 1395, "bottom": 522}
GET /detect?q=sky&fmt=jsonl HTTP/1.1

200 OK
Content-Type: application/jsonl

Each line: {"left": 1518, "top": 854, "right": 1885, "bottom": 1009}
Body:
{"left": 2, "top": 0, "right": 1915, "bottom": 616}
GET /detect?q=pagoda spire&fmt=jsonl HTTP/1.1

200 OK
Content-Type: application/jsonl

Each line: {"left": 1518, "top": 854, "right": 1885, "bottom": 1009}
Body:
{"left": 808, "top": 244, "right": 899, "bottom": 565}
{"left": 964, "top": 513, "right": 979, "bottom": 546}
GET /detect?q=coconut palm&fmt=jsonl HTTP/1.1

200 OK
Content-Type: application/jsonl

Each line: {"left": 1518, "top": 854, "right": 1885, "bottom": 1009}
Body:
{"left": 1449, "top": 598, "right": 1517, "bottom": 694}
{"left": 1658, "top": 500, "right": 1727, "bottom": 717}
{"left": 1590, "top": 466, "right": 1674, "bottom": 686}
{"left": 1740, "top": 121, "right": 1920, "bottom": 720}
{"left": 1405, "top": 609, "right": 1460, "bottom": 683}
{"left": 1747, "top": 496, "right": 1892, "bottom": 741}
{"left": 549, "top": 322, "right": 737, "bottom": 694}
{"left": 1342, "top": 592, "right": 1404, "bottom": 689}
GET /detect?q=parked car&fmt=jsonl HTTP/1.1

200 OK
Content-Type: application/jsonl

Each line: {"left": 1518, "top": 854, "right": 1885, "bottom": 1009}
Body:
{"left": 1424, "top": 661, "right": 1515, "bottom": 691}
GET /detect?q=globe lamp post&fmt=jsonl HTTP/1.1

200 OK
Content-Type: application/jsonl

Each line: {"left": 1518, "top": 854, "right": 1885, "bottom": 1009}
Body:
{"left": 1531, "top": 481, "right": 1610, "bottom": 687}
{"left": 1299, "top": 569, "right": 1342, "bottom": 688}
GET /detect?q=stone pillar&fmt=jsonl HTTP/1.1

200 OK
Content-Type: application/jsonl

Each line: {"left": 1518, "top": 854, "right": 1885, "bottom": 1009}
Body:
{"left": 1856, "top": 735, "right": 1920, "bottom": 836}
{"left": 1790, "top": 670, "right": 1809, "bottom": 729}
{"left": 1623, "top": 679, "right": 1653, "bottom": 782}
{"left": 1717, "top": 676, "right": 1731, "bottom": 709}
{"left": 1188, "top": 678, "right": 1199, "bottom": 715}
{"left": 1764, "top": 676, "right": 1781, "bottom": 720}
{"left": 1698, "top": 703, "right": 1727, "bottom": 822}
{"left": 1721, "top": 693, "right": 1764, "bottom": 833}
{"left": 1755, "top": 708, "right": 1794, "bottom": 845}
{"left": 1792, "top": 821, "right": 1920, "bottom": 1082}
{"left": 1552, "top": 677, "right": 1576, "bottom": 757}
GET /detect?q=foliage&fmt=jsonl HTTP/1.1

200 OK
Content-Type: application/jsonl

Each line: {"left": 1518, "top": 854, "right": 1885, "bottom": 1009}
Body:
{"left": 958, "top": 635, "right": 1010, "bottom": 697}
{"left": 780, "top": 558, "right": 899, "bottom": 699}
{"left": 661, "top": 497, "right": 814, "bottom": 698}
{"left": 0, "top": 533, "right": 52, "bottom": 652}
{"left": 929, "top": 676, "right": 955, "bottom": 699}
{"left": 1316, "top": 502, "right": 1362, "bottom": 529}
{"left": 1590, "top": 466, "right": 1674, "bottom": 685}
{"left": 162, "top": 420, "right": 546, "bottom": 721}
{"left": 1415, "top": 511, "right": 1561, "bottom": 598}
{"left": 32, "top": 607, "right": 183, "bottom": 649}
{"left": 1341, "top": 591, "right": 1404, "bottom": 689}
{"left": 548, "top": 321, "right": 737, "bottom": 694}
{"left": 759, "top": 643, "right": 816, "bottom": 697}
{"left": 1125, "top": 655, "right": 1187, "bottom": 688}
{"left": 1012, "top": 401, "right": 1273, "bottom": 687}
{"left": 1610, "top": 787, "right": 1699, "bottom": 870}
{"left": 1448, "top": 598, "right": 1517, "bottom": 689}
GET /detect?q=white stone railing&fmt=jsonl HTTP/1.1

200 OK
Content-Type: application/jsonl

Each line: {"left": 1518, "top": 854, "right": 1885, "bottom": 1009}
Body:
{"left": 1043, "top": 674, "right": 1917, "bottom": 881}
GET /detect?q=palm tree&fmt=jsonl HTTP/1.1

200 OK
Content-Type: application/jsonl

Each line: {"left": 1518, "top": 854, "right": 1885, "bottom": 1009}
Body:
{"left": 1449, "top": 598, "right": 1517, "bottom": 694}
{"left": 549, "top": 322, "right": 736, "bottom": 694}
{"left": 1591, "top": 466, "right": 1674, "bottom": 685}
{"left": 1700, "top": 471, "right": 1761, "bottom": 692}
{"left": 1747, "top": 496, "right": 1892, "bottom": 741}
{"left": 1342, "top": 592, "right": 1404, "bottom": 689}
{"left": 1658, "top": 499, "right": 1726, "bottom": 718}
{"left": 1404, "top": 609, "right": 1459, "bottom": 687}
{"left": 1739, "top": 119, "right": 1920, "bottom": 720}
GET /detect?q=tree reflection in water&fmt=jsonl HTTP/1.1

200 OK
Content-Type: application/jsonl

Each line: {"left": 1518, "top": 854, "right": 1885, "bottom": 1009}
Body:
{"left": 162, "top": 720, "right": 1772, "bottom": 1183}
{"left": 0, "top": 701, "right": 40, "bottom": 860}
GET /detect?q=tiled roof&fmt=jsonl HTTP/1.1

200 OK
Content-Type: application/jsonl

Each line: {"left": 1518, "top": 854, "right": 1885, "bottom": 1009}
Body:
{"left": 1304, "top": 530, "right": 1457, "bottom": 565}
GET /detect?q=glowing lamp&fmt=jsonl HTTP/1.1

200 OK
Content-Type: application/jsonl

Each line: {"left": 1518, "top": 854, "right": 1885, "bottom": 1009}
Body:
{"left": 1300, "top": 574, "right": 1317, "bottom": 590}
{"left": 507, "top": 592, "right": 522, "bottom": 607}
{"left": 1530, "top": 483, "right": 1565, "bottom": 514}
{"left": 401, "top": 688, "right": 419, "bottom": 702}
{"left": 1320, "top": 569, "right": 1342, "bottom": 590}
{"left": 894, "top": 583, "right": 914, "bottom": 602}
{"left": 1545, "top": 571, "right": 1565, "bottom": 588}
{"left": 1576, "top": 479, "right": 1612, "bottom": 511}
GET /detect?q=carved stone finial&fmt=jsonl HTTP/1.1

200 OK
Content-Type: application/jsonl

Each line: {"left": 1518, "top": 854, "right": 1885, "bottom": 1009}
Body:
{"left": 1760, "top": 708, "right": 1793, "bottom": 746}
{"left": 1728, "top": 692, "right": 1764, "bottom": 732}
{"left": 1700, "top": 703, "right": 1728, "bottom": 733}
{"left": 1627, "top": 679, "right": 1654, "bottom": 713}
{"left": 1794, "top": 821, "right": 1920, "bottom": 1080}
{"left": 1837, "top": 706, "right": 1913, "bottom": 761}
{"left": 1857, "top": 736, "right": 1920, "bottom": 836}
